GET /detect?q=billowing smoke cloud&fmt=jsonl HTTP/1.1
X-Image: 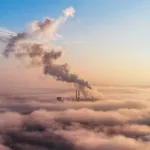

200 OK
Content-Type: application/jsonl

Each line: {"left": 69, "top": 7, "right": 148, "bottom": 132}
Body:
{"left": 74, "top": 84, "right": 101, "bottom": 98}
{"left": 1, "top": 7, "right": 92, "bottom": 96}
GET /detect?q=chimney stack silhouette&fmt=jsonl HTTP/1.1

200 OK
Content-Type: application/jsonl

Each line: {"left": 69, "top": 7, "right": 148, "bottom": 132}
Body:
{"left": 76, "top": 89, "right": 80, "bottom": 100}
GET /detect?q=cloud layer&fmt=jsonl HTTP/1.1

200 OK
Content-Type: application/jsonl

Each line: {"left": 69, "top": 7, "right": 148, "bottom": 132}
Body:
{"left": 0, "top": 86, "right": 150, "bottom": 149}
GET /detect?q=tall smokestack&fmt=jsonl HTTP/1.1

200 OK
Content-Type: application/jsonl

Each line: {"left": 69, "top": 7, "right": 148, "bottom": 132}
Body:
{"left": 76, "top": 90, "right": 78, "bottom": 100}
{"left": 78, "top": 90, "right": 80, "bottom": 100}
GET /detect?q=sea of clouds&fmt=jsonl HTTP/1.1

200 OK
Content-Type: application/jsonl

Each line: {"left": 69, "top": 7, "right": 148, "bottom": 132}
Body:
{"left": 0, "top": 85, "right": 150, "bottom": 150}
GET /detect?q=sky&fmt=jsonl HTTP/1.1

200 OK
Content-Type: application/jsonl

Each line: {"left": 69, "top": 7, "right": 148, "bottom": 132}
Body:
{"left": 0, "top": 0, "right": 150, "bottom": 88}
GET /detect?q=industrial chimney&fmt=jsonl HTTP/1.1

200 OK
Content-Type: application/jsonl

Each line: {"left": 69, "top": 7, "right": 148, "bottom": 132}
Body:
{"left": 76, "top": 89, "right": 80, "bottom": 101}
{"left": 76, "top": 90, "right": 78, "bottom": 100}
{"left": 78, "top": 90, "right": 80, "bottom": 99}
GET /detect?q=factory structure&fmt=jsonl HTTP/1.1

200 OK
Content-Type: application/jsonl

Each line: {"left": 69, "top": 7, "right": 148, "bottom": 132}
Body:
{"left": 56, "top": 89, "right": 97, "bottom": 102}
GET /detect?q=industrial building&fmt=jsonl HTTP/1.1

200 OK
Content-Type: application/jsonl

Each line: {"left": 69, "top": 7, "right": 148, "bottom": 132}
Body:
{"left": 56, "top": 89, "right": 97, "bottom": 102}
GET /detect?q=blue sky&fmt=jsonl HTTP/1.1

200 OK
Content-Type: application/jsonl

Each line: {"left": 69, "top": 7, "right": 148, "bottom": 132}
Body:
{"left": 1, "top": 0, "right": 150, "bottom": 86}
{"left": 0, "top": 0, "right": 142, "bottom": 31}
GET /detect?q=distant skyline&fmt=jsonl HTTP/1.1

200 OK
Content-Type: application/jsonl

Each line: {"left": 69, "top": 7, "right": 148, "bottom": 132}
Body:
{"left": 1, "top": 0, "right": 150, "bottom": 88}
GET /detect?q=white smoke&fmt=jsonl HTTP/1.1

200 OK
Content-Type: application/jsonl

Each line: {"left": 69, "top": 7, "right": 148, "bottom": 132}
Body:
{"left": 0, "top": 28, "right": 16, "bottom": 43}
{"left": 63, "top": 7, "right": 75, "bottom": 17}
{"left": 1, "top": 7, "right": 95, "bottom": 98}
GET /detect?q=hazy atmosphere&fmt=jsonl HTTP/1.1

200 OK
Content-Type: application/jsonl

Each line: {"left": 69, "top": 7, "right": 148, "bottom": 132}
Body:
{"left": 0, "top": 0, "right": 150, "bottom": 150}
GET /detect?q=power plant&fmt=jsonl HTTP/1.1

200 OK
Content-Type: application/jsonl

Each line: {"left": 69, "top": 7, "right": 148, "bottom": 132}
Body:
{"left": 56, "top": 89, "right": 97, "bottom": 102}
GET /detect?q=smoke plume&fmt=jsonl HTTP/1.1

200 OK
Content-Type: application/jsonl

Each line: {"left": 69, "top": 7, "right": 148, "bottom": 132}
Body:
{"left": 1, "top": 7, "right": 92, "bottom": 95}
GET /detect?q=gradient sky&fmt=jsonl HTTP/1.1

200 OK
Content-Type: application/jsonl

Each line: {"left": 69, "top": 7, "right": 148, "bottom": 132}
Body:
{"left": 0, "top": 0, "right": 150, "bottom": 87}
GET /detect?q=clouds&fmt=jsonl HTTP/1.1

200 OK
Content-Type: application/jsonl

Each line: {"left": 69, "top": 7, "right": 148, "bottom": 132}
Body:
{"left": 0, "top": 28, "right": 16, "bottom": 43}
{"left": 0, "top": 101, "right": 150, "bottom": 150}
{"left": 1, "top": 84, "right": 150, "bottom": 150}
{"left": 57, "top": 128, "right": 150, "bottom": 150}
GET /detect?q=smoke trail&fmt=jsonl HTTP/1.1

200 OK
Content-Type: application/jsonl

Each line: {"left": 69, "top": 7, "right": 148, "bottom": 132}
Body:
{"left": 2, "top": 7, "right": 92, "bottom": 92}
{"left": 43, "top": 51, "right": 91, "bottom": 89}
{"left": 74, "top": 84, "right": 101, "bottom": 98}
